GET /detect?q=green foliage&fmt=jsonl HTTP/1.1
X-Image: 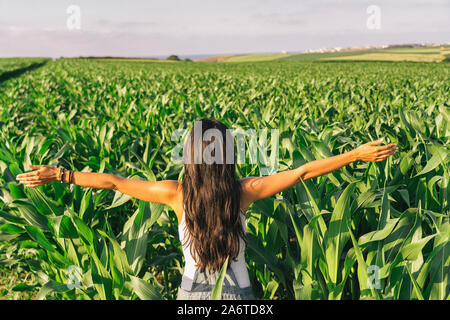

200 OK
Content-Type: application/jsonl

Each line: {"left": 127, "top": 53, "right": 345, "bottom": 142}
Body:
{"left": 211, "top": 257, "right": 229, "bottom": 300}
{"left": 0, "top": 58, "right": 49, "bottom": 75}
{"left": 166, "top": 55, "right": 180, "bottom": 61}
{"left": 0, "top": 58, "right": 448, "bottom": 300}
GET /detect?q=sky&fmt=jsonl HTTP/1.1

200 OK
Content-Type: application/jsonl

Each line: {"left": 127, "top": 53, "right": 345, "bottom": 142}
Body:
{"left": 0, "top": 0, "right": 449, "bottom": 58}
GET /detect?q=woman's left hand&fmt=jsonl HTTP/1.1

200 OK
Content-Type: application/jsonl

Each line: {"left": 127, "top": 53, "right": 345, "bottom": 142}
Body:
{"left": 16, "top": 165, "right": 60, "bottom": 187}
{"left": 353, "top": 138, "right": 397, "bottom": 162}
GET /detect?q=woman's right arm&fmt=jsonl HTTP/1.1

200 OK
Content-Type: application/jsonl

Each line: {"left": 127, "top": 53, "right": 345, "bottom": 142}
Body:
{"left": 240, "top": 138, "right": 397, "bottom": 209}
{"left": 16, "top": 165, "right": 179, "bottom": 206}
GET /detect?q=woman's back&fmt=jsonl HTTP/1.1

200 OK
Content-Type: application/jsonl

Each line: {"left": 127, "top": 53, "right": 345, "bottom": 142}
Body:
{"left": 177, "top": 208, "right": 254, "bottom": 300}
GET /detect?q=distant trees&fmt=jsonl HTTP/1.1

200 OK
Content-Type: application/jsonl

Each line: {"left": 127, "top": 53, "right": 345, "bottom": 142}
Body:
{"left": 166, "top": 55, "right": 193, "bottom": 62}
{"left": 167, "top": 55, "right": 180, "bottom": 61}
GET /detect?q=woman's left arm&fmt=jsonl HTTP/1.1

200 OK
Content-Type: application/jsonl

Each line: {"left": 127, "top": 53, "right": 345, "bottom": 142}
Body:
{"left": 241, "top": 138, "right": 397, "bottom": 206}
{"left": 16, "top": 165, "right": 179, "bottom": 205}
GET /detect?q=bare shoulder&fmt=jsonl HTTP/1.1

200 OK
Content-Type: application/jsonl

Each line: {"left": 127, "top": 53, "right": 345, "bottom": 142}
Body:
{"left": 152, "top": 180, "right": 180, "bottom": 200}
{"left": 240, "top": 176, "right": 263, "bottom": 188}
{"left": 170, "top": 181, "right": 184, "bottom": 224}
{"left": 159, "top": 179, "right": 181, "bottom": 191}
{"left": 239, "top": 177, "right": 262, "bottom": 211}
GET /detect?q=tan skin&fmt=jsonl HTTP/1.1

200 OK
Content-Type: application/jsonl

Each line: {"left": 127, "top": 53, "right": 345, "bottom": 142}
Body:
{"left": 16, "top": 138, "right": 397, "bottom": 224}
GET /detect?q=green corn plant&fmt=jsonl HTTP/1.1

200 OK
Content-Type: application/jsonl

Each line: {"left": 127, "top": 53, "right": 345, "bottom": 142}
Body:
{"left": 1, "top": 57, "right": 448, "bottom": 300}
{"left": 211, "top": 256, "right": 229, "bottom": 300}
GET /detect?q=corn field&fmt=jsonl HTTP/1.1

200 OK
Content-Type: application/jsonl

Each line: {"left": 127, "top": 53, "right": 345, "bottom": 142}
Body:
{"left": 0, "top": 58, "right": 449, "bottom": 300}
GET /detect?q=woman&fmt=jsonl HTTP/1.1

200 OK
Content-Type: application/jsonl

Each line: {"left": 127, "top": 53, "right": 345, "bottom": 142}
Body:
{"left": 16, "top": 118, "right": 397, "bottom": 300}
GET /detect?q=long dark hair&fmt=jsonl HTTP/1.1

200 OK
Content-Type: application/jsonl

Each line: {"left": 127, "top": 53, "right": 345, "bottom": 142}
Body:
{"left": 181, "top": 118, "right": 247, "bottom": 272}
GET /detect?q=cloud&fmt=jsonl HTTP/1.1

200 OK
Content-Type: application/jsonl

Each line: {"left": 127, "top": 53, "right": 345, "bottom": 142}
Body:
{"left": 94, "top": 19, "right": 156, "bottom": 31}
{"left": 0, "top": 25, "right": 447, "bottom": 58}
{"left": 251, "top": 12, "right": 306, "bottom": 26}
{"left": 0, "top": 0, "right": 448, "bottom": 57}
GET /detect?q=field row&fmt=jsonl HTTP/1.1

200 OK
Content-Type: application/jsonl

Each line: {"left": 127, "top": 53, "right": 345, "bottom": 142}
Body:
{"left": 0, "top": 58, "right": 449, "bottom": 300}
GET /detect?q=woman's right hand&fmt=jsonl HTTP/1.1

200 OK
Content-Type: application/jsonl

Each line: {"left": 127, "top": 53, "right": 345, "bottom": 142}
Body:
{"left": 16, "top": 165, "right": 60, "bottom": 187}
{"left": 354, "top": 138, "right": 398, "bottom": 162}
